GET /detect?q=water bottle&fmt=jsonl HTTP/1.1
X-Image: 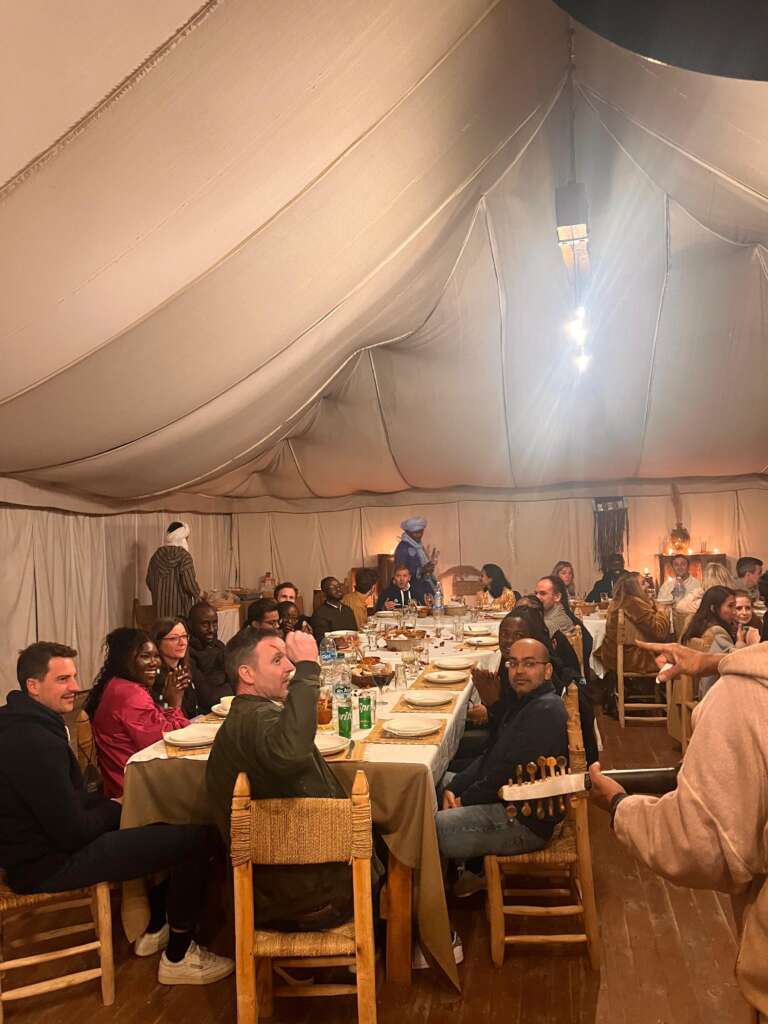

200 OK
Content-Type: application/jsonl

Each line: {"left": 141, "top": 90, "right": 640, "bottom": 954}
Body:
{"left": 319, "top": 636, "right": 337, "bottom": 664}
{"left": 433, "top": 580, "right": 444, "bottom": 616}
{"left": 672, "top": 578, "right": 684, "bottom": 602}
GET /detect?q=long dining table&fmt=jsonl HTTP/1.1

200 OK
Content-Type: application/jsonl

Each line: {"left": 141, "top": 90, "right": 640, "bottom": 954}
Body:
{"left": 120, "top": 618, "right": 502, "bottom": 990}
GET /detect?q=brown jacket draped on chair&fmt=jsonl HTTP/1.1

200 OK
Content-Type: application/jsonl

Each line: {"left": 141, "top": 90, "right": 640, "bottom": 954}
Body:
{"left": 601, "top": 596, "right": 670, "bottom": 675}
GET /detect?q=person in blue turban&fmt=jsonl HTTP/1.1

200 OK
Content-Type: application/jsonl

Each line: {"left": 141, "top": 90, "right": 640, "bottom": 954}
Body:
{"left": 393, "top": 517, "right": 436, "bottom": 593}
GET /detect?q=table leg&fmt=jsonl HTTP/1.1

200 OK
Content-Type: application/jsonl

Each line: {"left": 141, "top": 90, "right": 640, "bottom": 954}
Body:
{"left": 386, "top": 853, "right": 413, "bottom": 985}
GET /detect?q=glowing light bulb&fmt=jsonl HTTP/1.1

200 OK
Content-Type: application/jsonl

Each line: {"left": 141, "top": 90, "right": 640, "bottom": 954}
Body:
{"left": 566, "top": 320, "right": 587, "bottom": 345}
{"left": 687, "top": 548, "right": 693, "bottom": 555}
{"left": 575, "top": 306, "right": 586, "bottom": 320}
{"left": 574, "top": 352, "right": 591, "bottom": 373}
{"left": 713, "top": 547, "right": 719, "bottom": 554}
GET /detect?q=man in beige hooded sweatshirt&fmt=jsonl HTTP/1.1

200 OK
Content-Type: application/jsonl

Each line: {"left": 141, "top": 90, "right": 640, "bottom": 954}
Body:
{"left": 590, "top": 642, "right": 768, "bottom": 1021}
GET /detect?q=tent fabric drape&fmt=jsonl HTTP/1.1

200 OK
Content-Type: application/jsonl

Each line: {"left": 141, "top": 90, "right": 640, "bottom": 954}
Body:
{"left": 3, "top": 1, "right": 766, "bottom": 506}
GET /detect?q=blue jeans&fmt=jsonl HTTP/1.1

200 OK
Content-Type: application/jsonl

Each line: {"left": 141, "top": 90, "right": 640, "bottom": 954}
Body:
{"left": 435, "top": 773, "right": 547, "bottom": 860}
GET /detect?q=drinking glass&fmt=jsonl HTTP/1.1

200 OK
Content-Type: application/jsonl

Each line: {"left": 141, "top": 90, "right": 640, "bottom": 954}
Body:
{"left": 402, "top": 647, "right": 417, "bottom": 680}
{"left": 394, "top": 664, "right": 408, "bottom": 690}
{"left": 454, "top": 620, "right": 465, "bottom": 643}
{"left": 316, "top": 684, "right": 333, "bottom": 730}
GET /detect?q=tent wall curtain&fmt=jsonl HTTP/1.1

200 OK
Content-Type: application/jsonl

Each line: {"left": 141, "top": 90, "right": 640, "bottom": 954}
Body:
{"left": 0, "top": 510, "right": 236, "bottom": 700}
{"left": 3, "top": 481, "right": 768, "bottom": 701}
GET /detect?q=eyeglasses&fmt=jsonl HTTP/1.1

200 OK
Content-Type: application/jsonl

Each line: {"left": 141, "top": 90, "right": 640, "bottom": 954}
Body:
{"left": 505, "top": 658, "right": 549, "bottom": 670}
{"left": 163, "top": 633, "right": 189, "bottom": 643}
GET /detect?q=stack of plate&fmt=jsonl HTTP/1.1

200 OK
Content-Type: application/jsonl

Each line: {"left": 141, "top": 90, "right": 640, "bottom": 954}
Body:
{"left": 423, "top": 669, "right": 469, "bottom": 685}
{"left": 403, "top": 690, "right": 453, "bottom": 707}
{"left": 465, "top": 635, "right": 498, "bottom": 647}
{"left": 164, "top": 723, "right": 221, "bottom": 748}
{"left": 382, "top": 716, "right": 442, "bottom": 738}
{"left": 433, "top": 654, "right": 476, "bottom": 670}
{"left": 314, "top": 732, "right": 349, "bottom": 757}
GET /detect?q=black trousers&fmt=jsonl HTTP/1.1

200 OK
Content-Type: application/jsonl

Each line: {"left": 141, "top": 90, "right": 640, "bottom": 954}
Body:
{"left": 28, "top": 824, "right": 216, "bottom": 934}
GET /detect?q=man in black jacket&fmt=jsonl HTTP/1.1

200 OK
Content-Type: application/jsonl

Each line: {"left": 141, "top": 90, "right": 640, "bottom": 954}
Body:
{"left": 0, "top": 642, "right": 233, "bottom": 986}
{"left": 187, "top": 602, "right": 232, "bottom": 712}
{"left": 375, "top": 565, "right": 434, "bottom": 611}
{"left": 206, "top": 628, "right": 354, "bottom": 930}
{"left": 310, "top": 576, "right": 358, "bottom": 642}
{"left": 436, "top": 638, "right": 568, "bottom": 860}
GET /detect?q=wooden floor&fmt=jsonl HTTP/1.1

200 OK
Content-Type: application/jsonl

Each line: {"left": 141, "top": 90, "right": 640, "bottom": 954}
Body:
{"left": 3, "top": 713, "right": 751, "bottom": 1024}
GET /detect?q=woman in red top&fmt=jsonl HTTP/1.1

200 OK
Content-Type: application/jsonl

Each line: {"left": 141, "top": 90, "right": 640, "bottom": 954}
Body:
{"left": 86, "top": 628, "right": 189, "bottom": 797}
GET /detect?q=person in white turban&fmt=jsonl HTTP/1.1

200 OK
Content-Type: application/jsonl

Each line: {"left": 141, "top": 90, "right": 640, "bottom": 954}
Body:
{"left": 394, "top": 516, "right": 437, "bottom": 592}
{"left": 145, "top": 521, "right": 202, "bottom": 619}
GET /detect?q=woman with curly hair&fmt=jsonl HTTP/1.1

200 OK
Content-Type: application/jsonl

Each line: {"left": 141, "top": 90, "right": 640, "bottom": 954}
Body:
{"left": 87, "top": 628, "right": 189, "bottom": 797}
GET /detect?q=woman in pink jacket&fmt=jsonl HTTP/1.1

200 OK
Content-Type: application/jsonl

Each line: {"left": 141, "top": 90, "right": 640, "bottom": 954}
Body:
{"left": 87, "top": 628, "right": 189, "bottom": 797}
{"left": 591, "top": 641, "right": 768, "bottom": 1021}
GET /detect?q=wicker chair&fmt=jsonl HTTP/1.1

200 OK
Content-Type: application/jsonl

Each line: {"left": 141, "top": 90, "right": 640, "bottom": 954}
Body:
{"left": 230, "top": 770, "right": 377, "bottom": 1024}
{"left": 617, "top": 609, "right": 670, "bottom": 727}
{"left": 484, "top": 683, "right": 600, "bottom": 969}
{"left": 0, "top": 875, "right": 113, "bottom": 1020}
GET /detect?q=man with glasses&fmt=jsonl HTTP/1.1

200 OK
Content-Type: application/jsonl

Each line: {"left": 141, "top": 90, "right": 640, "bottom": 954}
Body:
{"left": 435, "top": 638, "right": 569, "bottom": 864}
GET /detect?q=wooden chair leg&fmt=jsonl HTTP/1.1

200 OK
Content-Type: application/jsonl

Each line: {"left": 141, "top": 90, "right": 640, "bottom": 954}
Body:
{"left": 94, "top": 883, "right": 114, "bottom": 1005}
{"left": 484, "top": 856, "right": 505, "bottom": 967}
{"left": 573, "top": 801, "right": 600, "bottom": 970}
{"left": 353, "top": 852, "right": 377, "bottom": 1024}
{"left": 255, "top": 958, "right": 273, "bottom": 1019}
{"left": 617, "top": 669, "right": 626, "bottom": 729}
{"left": 234, "top": 862, "right": 257, "bottom": 1024}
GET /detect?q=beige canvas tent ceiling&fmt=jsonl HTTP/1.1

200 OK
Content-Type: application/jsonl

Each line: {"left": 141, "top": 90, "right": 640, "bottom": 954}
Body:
{"left": 2, "top": 0, "right": 768, "bottom": 512}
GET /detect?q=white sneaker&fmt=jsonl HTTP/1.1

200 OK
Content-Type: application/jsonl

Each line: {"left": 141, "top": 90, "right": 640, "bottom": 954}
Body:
{"left": 158, "top": 941, "right": 235, "bottom": 986}
{"left": 412, "top": 931, "right": 463, "bottom": 969}
{"left": 134, "top": 923, "right": 169, "bottom": 957}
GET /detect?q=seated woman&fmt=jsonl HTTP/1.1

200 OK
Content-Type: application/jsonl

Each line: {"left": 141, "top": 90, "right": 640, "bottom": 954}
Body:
{"left": 551, "top": 560, "right": 577, "bottom": 600}
{"left": 601, "top": 572, "right": 670, "bottom": 678}
{"left": 87, "top": 628, "right": 189, "bottom": 797}
{"left": 152, "top": 618, "right": 199, "bottom": 718}
{"left": 476, "top": 563, "right": 518, "bottom": 611}
{"left": 681, "top": 586, "right": 747, "bottom": 697}
{"left": 277, "top": 600, "right": 313, "bottom": 636}
{"left": 676, "top": 562, "right": 733, "bottom": 617}
{"left": 733, "top": 590, "right": 762, "bottom": 640}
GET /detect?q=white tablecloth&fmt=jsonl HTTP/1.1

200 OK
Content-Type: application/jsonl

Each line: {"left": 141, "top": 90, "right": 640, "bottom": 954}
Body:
{"left": 216, "top": 606, "right": 241, "bottom": 643}
{"left": 127, "top": 668, "right": 474, "bottom": 810}
{"left": 583, "top": 615, "right": 607, "bottom": 677}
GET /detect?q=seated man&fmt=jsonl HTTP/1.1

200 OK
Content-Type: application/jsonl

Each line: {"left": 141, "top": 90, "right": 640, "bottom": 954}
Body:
{"left": 735, "top": 555, "right": 763, "bottom": 603}
{"left": 187, "top": 602, "right": 232, "bottom": 713}
{"left": 274, "top": 581, "right": 298, "bottom": 605}
{"left": 311, "top": 576, "right": 358, "bottom": 641}
{"left": 342, "top": 567, "right": 379, "bottom": 629}
{"left": 246, "top": 597, "right": 280, "bottom": 631}
{"left": 0, "top": 642, "right": 233, "bottom": 986}
{"left": 206, "top": 629, "right": 353, "bottom": 930}
{"left": 436, "top": 638, "right": 568, "bottom": 863}
{"left": 375, "top": 565, "right": 434, "bottom": 611}
{"left": 657, "top": 555, "right": 702, "bottom": 603}
{"left": 586, "top": 553, "right": 625, "bottom": 603}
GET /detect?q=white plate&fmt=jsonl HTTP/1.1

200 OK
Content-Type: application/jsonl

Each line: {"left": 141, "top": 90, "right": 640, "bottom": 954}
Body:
{"left": 486, "top": 610, "right": 508, "bottom": 619}
{"left": 326, "top": 630, "right": 358, "bottom": 638}
{"left": 210, "top": 702, "right": 230, "bottom": 717}
{"left": 404, "top": 690, "right": 454, "bottom": 707}
{"left": 433, "top": 654, "right": 476, "bottom": 670}
{"left": 314, "top": 732, "right": 349, "bottom": 757}
{"left": 383, "top": 715, "right": 442, "bottom": 738}
{"left": 463, "top": 624, "right": 490, "bottom": 635}
{"left": 423, "top": 670, "right": 470, "bottom": 684}
{"left": 466, "top": 636, "right": 499, "bottom": 647}
{"left": 164, "top": 723, "right": 221, "bottom": 748}
{"left": 376, "top": 610, "right": 395, "bottom": 617}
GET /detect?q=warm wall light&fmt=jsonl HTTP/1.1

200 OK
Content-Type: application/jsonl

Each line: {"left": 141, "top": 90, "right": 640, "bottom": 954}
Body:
{"left": 714, "top": 547, "right": 720, "bottom": 554}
